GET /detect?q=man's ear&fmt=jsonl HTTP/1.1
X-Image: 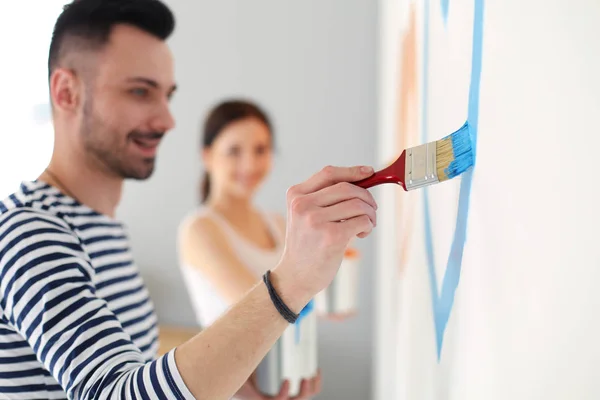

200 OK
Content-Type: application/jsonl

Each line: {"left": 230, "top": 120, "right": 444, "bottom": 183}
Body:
{"left": 202, "top": 148, "right": 212, "bottom": 171}
{"left": 50, "top": 68, "right": 82, "bottom": 113}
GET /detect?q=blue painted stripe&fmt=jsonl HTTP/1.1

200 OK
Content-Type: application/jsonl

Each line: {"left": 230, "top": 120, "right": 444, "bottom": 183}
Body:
{"left": 423, "top": 0, "right": 485, "bottom": 359}
{"left": 441, "top": 0, "right": 449, "bottom": 24}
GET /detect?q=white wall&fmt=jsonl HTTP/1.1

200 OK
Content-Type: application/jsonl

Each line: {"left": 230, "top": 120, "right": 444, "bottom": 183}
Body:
{"left": 0, "top": 1, "right": 64, "bottom": 199}
{"left": 376, "top": 0, "right": 600, "bottom": 399}
{"left": 116, "top": 2, "right": 378, "bottom": 399}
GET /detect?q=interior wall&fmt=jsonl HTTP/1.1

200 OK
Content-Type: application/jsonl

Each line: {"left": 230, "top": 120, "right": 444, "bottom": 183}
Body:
{"left": 376, "top": 0, "right": 600, "bottom": 399}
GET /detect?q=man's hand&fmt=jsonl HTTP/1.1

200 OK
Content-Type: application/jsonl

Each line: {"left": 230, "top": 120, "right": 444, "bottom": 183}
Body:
{"left": 272, "top": 165, "right": 377, "bottom": 311}
{"left": 236, "top": 371, "right": 322, "bottom": 400}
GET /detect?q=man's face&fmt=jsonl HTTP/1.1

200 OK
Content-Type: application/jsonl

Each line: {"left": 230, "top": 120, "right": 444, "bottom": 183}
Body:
{"left": 79, "top": 25, "right": 177, "bottom": 179}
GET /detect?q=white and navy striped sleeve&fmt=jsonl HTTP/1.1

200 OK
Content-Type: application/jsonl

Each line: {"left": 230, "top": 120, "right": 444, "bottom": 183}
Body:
{"left": 0, "top": 209, "right": 195, "bottom": 400}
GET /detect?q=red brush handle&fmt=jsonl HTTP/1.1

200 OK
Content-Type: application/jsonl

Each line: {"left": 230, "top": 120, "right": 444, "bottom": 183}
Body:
{"left": 353, "top": 151, "right": 407, "bottom": 190}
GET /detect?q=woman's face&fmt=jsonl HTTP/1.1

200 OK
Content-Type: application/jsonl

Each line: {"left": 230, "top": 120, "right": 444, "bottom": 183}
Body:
{"left": 204, "top": 117, "right": 273, "bottom": 200}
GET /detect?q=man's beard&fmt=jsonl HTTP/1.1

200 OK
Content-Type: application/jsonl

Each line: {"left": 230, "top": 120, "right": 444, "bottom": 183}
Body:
{"left": 81, "top": 99, "right": 164, "bottom": 180}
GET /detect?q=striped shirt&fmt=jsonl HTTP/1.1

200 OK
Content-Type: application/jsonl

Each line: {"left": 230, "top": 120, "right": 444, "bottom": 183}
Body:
{"left": 0, "top": 181, "right": 194, "bottom": 399}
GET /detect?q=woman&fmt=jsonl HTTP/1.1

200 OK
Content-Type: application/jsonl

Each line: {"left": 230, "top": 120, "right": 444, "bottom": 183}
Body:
{"left": 178, "top": 99, "right": 320, "bottom": 400}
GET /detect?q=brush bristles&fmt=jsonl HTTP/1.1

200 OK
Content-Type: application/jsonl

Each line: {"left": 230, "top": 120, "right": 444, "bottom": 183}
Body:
{"left": 436, "top": 122, "right": 473, "bottom": 182}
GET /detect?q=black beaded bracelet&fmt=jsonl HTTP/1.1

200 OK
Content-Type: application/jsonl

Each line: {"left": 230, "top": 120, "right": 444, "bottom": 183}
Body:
{"left": 263, "top": 270, "right": 298, "bottom": 324}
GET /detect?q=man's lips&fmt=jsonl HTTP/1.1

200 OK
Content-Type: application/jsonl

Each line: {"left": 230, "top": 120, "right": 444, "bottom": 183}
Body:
{"left": 130, "top": 135, "right": 163, "bottom": 156}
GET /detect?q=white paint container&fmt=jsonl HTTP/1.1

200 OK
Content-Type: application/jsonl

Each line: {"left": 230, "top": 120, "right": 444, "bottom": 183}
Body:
{"left": 315, "top": 248, "right": 361, "bottom": 316}
{"left": 256, "top": 308, "right": 318, "bottom": 397}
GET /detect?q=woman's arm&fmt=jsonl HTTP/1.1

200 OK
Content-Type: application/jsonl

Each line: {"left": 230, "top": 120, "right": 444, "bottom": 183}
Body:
{"left": 180, "top": 215, "right": 260, "bottom": 304}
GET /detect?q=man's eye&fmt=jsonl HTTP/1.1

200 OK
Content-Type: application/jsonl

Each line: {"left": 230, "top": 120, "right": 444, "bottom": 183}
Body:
{"left": 130, "top": 88, "right": 149, "bottom": 97}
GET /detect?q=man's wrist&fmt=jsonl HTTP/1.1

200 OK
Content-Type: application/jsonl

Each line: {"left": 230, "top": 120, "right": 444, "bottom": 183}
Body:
{"left": 269, "top": 264, "right": 313, "bottom": 315}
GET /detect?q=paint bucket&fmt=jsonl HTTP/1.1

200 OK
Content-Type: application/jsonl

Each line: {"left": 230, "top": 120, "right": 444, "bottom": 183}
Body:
{"left": 256, "top": 307, "right": 318, "bottom": 397}
{"left": 315, "top": 247, "right": 360, "bottom": 316}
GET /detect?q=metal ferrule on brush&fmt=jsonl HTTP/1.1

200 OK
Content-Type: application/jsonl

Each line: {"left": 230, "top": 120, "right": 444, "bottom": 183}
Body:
{"left": 404, "top": 142, "right": 439, "bottom": 190}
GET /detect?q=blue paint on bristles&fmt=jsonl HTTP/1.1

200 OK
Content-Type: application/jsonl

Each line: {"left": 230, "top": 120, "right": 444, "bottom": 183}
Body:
{"left": 444, "top": 122, "right": 473, "bottom": 179}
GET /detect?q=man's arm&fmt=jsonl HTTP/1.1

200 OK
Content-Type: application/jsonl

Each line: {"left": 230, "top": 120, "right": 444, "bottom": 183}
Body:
{"left": 0, "top": 165, "right": 376, "bottom": 400}
{"left": 179, "top": 215, "right": 320, "bottom": 399}
{"left": 173, "top": 165, "right": 378, "bottom": 399}
{"left": 175, "top": 267, "right": 306, "bottom": 399}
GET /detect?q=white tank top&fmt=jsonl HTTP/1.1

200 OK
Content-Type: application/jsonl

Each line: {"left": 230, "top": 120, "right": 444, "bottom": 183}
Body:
{"left": 178, "top": 206, "right": 285, "bottom": 328}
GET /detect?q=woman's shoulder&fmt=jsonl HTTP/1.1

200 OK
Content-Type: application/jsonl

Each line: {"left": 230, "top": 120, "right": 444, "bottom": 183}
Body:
{"left": 178, "top": 207, "right": 225, "bottom": 245}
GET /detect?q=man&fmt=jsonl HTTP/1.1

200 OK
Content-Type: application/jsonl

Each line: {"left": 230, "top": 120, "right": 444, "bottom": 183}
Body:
{"left": 0, "top": 0, "right": 377, "bottom": 399}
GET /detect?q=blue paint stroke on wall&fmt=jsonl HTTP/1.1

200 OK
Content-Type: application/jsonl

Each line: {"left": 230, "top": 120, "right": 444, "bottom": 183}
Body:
{"left": 441, "top": 0, "right": 450, "bottom": 24}
{"left": 422, "top": 0, "right": 485, "bottom": 360}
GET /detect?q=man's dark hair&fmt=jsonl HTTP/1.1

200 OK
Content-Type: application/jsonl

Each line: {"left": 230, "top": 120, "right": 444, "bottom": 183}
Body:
{"left": 48, "top": 0, "right": 175, "bottom": 79}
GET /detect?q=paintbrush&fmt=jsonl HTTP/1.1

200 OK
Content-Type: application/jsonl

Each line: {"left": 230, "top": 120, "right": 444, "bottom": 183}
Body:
{"left": 354, "top": 122, "right": 473, "bottom": 190}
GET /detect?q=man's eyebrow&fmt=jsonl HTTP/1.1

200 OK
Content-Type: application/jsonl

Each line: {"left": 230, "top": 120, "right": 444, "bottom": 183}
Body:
{"left": 126, "top": 77, "right": 177, "bottom": 93}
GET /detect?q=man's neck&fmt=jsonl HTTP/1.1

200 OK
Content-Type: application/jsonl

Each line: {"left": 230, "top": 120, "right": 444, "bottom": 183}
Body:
{"left": 40, "top": 155, "right": 123, "bottom": 219}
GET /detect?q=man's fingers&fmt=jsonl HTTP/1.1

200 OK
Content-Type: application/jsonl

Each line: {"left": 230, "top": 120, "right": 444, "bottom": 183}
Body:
{"left": 309, "top": 182, "right": 378, "bottom": 210}
{"left": 289, "top": 165, "right": 374, "bottom": 197}
{"left": 342, "top": 215, "right": 374, "bottom": 239}
{"left": 318, "top": 198, "right": 377, "bottom": 227}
